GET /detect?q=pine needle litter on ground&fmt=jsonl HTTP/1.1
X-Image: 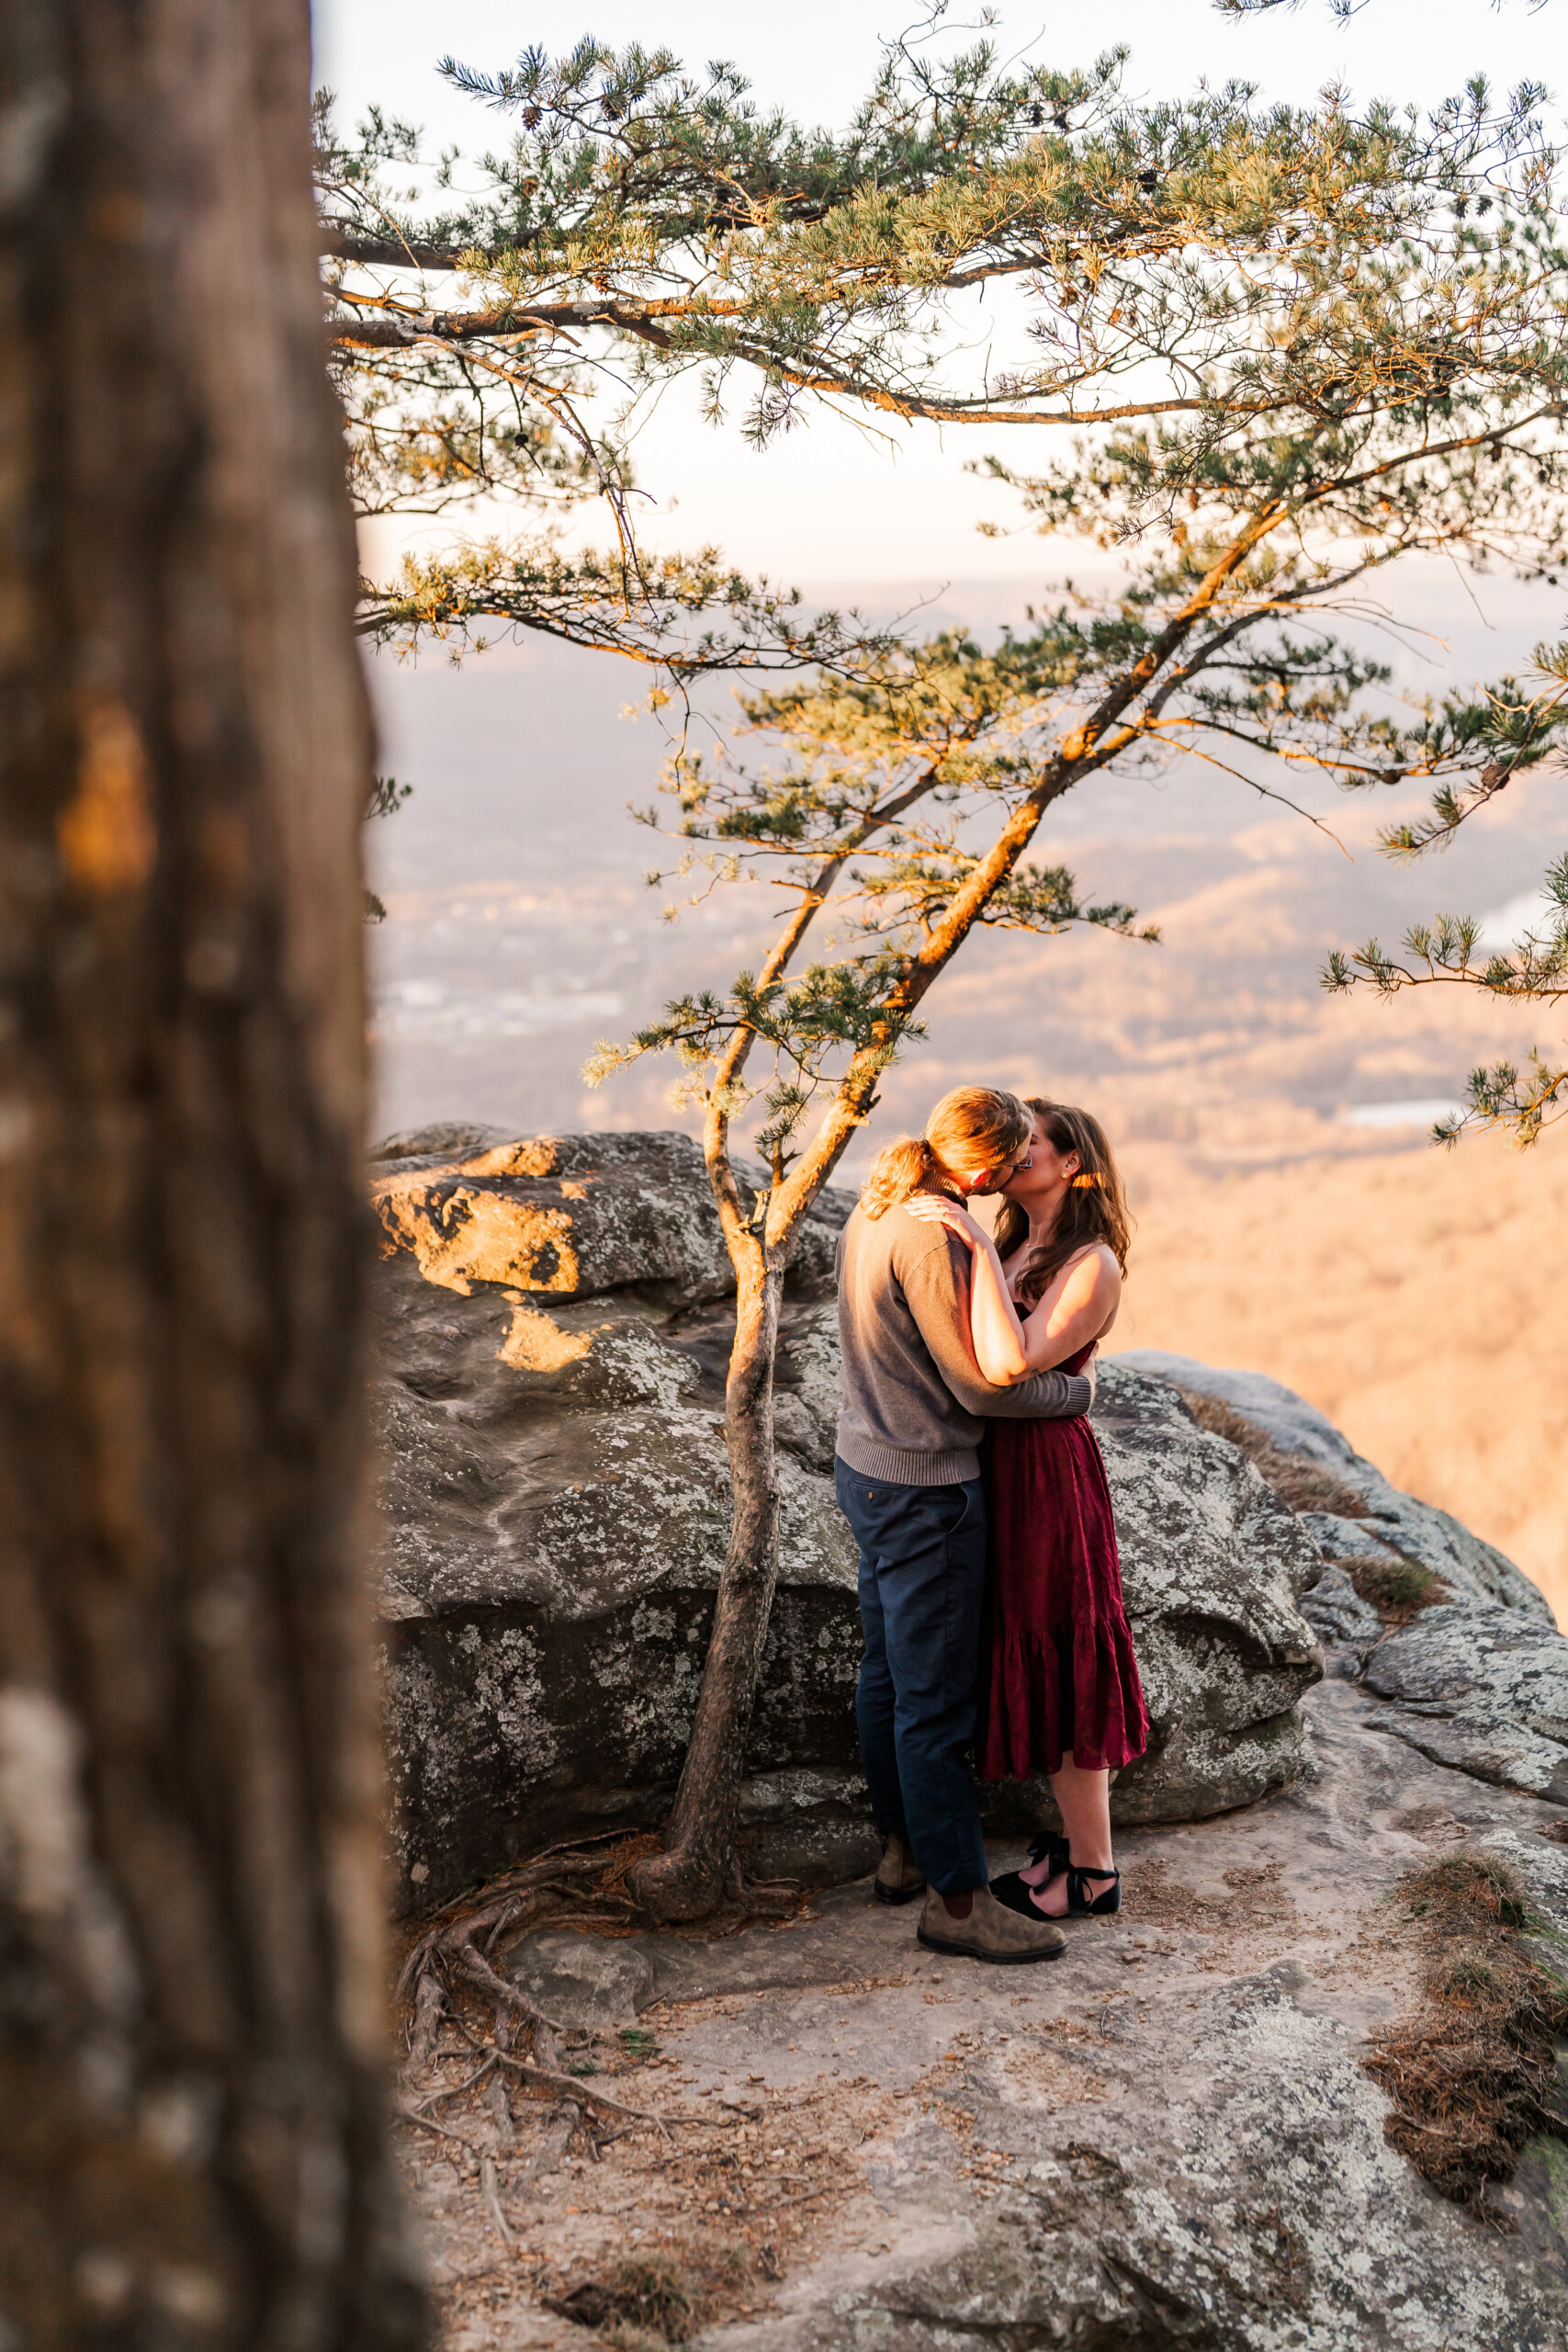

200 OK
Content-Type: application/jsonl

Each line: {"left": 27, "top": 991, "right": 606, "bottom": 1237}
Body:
{"left": 1364, "top": 1852, "right": 1568, "bottom": 2221}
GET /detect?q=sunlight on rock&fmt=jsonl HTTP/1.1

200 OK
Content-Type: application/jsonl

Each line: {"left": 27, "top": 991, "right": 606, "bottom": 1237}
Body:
{"left": 498, "top": 1299, "right": 593, "bottom": 1373}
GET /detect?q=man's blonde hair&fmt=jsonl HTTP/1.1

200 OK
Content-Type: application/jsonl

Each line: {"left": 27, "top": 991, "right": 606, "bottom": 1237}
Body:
{"left": 860, "top": 1086, "right": 1032, "bottom": 1219}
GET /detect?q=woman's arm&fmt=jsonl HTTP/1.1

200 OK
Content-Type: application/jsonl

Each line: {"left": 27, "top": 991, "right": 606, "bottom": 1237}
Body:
{"left": 901, "top": 1197, "right": 1032, "bottom": 1383}
{"left": 1015, "top": 1250, "right": 1122, "bottom": 1372}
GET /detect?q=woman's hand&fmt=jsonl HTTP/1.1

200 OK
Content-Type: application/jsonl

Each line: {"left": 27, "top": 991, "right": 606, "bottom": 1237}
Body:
{"left": 904, "top": 1194, "right": 987, "bottom": 1252}
{"left": 908, "top": 1192, "right": 1028, "bottom": 1382}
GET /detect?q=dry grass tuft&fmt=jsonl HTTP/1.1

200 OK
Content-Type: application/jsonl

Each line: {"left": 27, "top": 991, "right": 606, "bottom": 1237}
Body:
{"left": 1348, "top": 1554, "right": 1447, "bottom": 1625}
{"left": 545, "top": 2241, "right": 753, "bottom": 2343}
{"left": 1363, "top": 1853, "right": 1568, "bottom": 2218}
{"left": 1175, "top": 1390, "right": 1371, "bottom": 1518}
{"left": 545, "top": 2252, "right": 695, "bottom": 2341}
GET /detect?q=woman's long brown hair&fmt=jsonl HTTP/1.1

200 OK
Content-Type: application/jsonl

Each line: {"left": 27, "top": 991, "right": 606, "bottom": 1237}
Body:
{"left": 991, "top": 1099, "right": 1132, "bottom": 1306}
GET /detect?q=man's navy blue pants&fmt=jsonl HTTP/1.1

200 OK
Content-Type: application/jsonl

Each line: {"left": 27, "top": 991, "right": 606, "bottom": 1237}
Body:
{"left": 833, "top": 1458, "right": 989, "bottom": 1895}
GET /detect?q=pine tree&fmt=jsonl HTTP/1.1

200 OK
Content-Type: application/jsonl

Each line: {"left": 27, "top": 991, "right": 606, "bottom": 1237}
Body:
{"left": 579, "top": 68, "right": 1568, "bottom": 1917}
{"left": 320, "top": 27, "right": 1548, "bottom": 669}
{"left": 333, "top": 26, "right": 1564, "bottom": 1914}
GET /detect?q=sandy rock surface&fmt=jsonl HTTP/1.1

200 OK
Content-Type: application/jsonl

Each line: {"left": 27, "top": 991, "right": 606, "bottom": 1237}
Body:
{"left": 399, "top": 1670, "right": 1568, "bottom": 2352}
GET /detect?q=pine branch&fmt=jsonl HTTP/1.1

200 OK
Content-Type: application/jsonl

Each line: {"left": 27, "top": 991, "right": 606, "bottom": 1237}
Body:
{"left": 357, "top": 539, "right": 897, "bottom": 673}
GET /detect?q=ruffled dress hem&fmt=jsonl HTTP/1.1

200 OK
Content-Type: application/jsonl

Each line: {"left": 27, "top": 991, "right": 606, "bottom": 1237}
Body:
{"left": 977, "top": 1623, "right": 1150, "bottom": 1784}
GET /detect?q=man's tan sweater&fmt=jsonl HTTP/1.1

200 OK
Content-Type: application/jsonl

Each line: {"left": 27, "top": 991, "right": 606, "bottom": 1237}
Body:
{"left": 834, "top": 1202, "right": 1091, "bottom": 1486}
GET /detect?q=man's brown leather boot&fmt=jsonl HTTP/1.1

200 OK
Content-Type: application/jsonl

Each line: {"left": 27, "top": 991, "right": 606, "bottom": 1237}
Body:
{"left": 916, "top": 1882, "right": 1066, "bottom": 1963}
{"left": 873, "top": 1831, "right": 927, "bottom": 1905}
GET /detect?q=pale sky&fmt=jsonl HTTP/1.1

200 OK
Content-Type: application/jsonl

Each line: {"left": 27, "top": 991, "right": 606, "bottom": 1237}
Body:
{"left": 316, "top": 0, "right": 1564, "bottom": 594}
{"left": 312, "top": 0, "right": 1556, "bottom": 163}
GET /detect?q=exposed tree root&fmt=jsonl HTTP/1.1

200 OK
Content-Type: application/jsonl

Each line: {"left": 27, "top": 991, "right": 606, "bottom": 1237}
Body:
{"left": 401, "top": 2052, "right": 499, "bottom": 2116}
{"left": 393, "top": 2105, "right": 499, "bottom": 2158}
{"left": 407, "top": 1966, "right": 448, "bottom": 2066}
{"left": 1364, "top": 1852, "right": 1568, "bottom": 2219}
{"left": 516, "top": 2100, "right": 581, "bottom": 2192}
{"left": 479, "top": 2155, "right": 513, "bottom": 2250}
{"left": 393, "top": 1830, "right": 805, "bottom": 2172}
{"left": 399, "top": 1833, "right": 799, "bottom": 2002}
{"left": 491, "top": 2046, "right": 671, "bottom": 2138}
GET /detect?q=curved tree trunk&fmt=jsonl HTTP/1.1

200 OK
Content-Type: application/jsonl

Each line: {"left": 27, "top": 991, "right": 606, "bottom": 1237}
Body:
{"left": 628, "top": 1252, "right": 784, "bottom": 1920}
{"left": 0, "top": 3, "right": 425, "bottom": 2346}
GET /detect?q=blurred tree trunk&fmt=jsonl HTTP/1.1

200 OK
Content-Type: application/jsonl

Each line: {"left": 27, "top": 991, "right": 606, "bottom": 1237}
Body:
{"left": 0, "top": 2, "right": 425, "bottom": 2346}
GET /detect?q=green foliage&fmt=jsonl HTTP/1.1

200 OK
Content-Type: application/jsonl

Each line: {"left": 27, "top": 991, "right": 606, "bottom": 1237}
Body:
{"left": 365, "top": 773, "right": 412, "bottom": 820}
{"left": 319, "top": 28, "right": 1561, "bottom": 671}
{"left": 1324, "top": 845, "right": 1568, "bottom": 1012}
{"left": 1437, "top": 1051, "right": 1568, "bottom": 1146}
{"left": 1324, "top": 647, "right": 1567, "bottom": 1144}
{"left": 1218, "top": 0, "right": 1566, "bottom": 1155}
{"left": 356, "top": 539, "right": 893, "bottom": 676}
{"left": 590, "top": 394, "right": 1566, "bottom": 1191}
{"left": 585, "top": 956, "right": 922, "bottom": 1187}
{"left": 317, "top": 23, "right": 1148, "bottom": 662}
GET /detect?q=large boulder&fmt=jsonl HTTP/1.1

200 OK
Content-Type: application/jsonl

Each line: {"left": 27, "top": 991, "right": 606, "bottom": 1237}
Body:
{"left": 1121, "top": 1351, "right": 1567, "bottom": 1804}
{"left": 1072, "top": 1364, "right": 1322, "bottom": 1829}
{"left": 369, "top": 1126, "right": 863, "bottom": 1907}
{"left": 1117, "top": 1351, "right": 1550, "bottom": 1618}
{"left": 372, "top": 1129, "right": 1329, "bottom": 1912}
{"left": 1359, "top": 1607, "right": 1568, "bottom": 1802}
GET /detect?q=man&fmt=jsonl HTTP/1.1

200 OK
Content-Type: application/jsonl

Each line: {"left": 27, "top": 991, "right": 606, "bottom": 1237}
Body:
{"left": 833, "top": 1086, "right": 1094, "bottom": 1964}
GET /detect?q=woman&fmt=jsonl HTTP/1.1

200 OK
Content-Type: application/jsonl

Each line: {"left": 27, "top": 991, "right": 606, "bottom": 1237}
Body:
{"left": 906, "top": 1098, "right": 1148, "bottom": 1919}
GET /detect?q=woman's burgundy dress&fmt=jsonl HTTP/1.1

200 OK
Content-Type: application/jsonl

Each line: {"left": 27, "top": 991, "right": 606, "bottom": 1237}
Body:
{"left": 978, "top": 1342, "right": 1149, "bottom": 1782}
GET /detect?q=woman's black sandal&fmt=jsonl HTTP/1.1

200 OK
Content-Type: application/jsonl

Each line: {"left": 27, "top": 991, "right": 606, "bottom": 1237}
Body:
{"left": 988, "top": 1832, "right": 1069, "bottom": 1917}
{"left": 1065, "top": 1864, "right": 1121, "bottom": 1917}
{"left": 990, "top": 1850, "right": 1121, "bottom": 1920}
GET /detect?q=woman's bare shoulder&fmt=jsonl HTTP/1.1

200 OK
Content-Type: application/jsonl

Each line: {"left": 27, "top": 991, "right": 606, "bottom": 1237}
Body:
{"left": 1018, "top": 1241, "right": 1119, "bottom": 1320}
{"left": 1064, "top": 1240, "right": 1121, "bottom": 1288}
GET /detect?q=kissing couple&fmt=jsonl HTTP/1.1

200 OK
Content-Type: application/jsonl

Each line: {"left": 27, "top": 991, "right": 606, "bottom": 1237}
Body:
{"left": 832, "top": 1086, "right": 1149, "bottom": 1964}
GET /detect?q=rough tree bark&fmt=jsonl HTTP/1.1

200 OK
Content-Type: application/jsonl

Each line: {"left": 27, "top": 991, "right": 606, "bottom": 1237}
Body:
{"left": 0, "top": 3, "right": 426, "bottom": 2346}
{"left": 626, "top": 1234, "right": 785, "bottom": 1920}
